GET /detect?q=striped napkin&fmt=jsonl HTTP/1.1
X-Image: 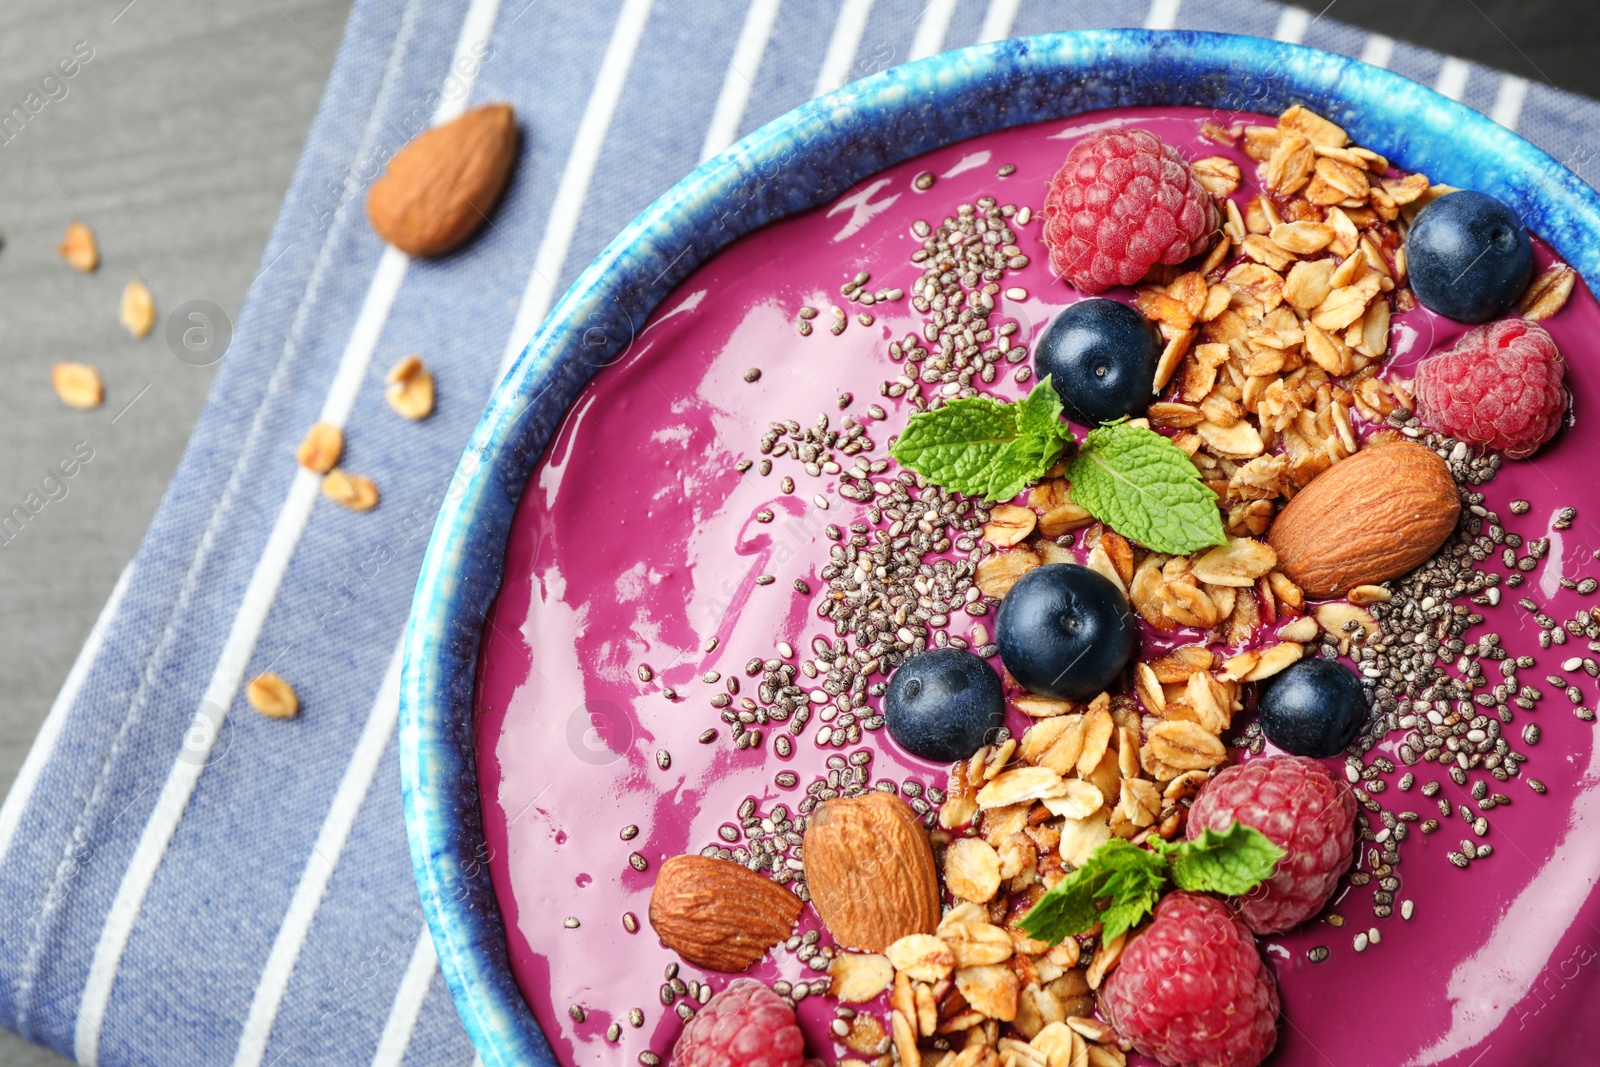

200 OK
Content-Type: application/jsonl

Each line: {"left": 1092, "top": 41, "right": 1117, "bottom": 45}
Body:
{"left": 0, "top": 1, "right": 1592, "bottom": 1065}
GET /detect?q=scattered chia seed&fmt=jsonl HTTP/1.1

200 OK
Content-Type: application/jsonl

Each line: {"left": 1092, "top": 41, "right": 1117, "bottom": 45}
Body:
{"left": 637, "top": 664, "right": 653, "bottom": 682}
{"left": 629, "top": 852, "right": 648, "bottom": 871}
{"left": 655, "top": 750, "right": 671, "bottom": 771}
{"left": 744, "top": 368, "right": 761, "bottom": 383}
{"left": 913, "top": 171, "right": 935, "bottom": 190}
{"left": 562, "top": 916, "right": 580, "bottom": 929}
{"left": 620, "top": 824, "right": 639, "bottom": 840}
{"left": 641, "top": 1053, "right": 661, "bottom": 1066}
{"left": 1308, "top": 946, "right": 1329, "bottom": 963}
{"left": 996, "top": 163, "right": 1016, "bottom": 176}
{"left": 629, "top": 1008, "right": 645, "bottom": 1028}
{"left": 607, "top": 1023, "right": 622, "bottom": 1042}
{"left": 698, "top": 729, "right": 718, "bottom": 744}
{"left": 569, "top": 1004, "right": 585, "bottom": 1022}
{"left": 623, "top": 912, "right": 638, "bottom": 933}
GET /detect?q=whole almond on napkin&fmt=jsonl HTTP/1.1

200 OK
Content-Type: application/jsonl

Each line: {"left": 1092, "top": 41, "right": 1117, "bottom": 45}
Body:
{"left": 367, "top": 102, "right": 517, "bottom": 257}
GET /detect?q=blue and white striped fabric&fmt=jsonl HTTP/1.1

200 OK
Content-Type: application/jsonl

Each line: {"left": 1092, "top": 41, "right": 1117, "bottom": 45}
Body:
{"left": 0, "top": 2, "right": 1593, "bottom": 1064}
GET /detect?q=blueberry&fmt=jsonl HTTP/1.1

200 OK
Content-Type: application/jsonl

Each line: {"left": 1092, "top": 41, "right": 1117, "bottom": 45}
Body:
{"left": 1408, "top": 190, "right": 1533, "bottom": 324}
{"left": 1256, "top": 658, "right": 1369, "bottom": 758}
{"left": 1035, "top": 298, "right": 1161, "bottom": 426}
{"left": 995, "top": 564, "right": 1138, "bottom": 701}
{"left": 884, "top": 647, "right": 1006, "bottom": 762}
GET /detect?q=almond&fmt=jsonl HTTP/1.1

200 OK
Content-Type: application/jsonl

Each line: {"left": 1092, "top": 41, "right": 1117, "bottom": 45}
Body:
{"left": 367, "top": 103, "right": 518, "bottom": 257}
{"left": 804, "top": 792, "right": 940, "bottom": 952}
{"left": 648, "top": 854, "right": 801, "bottom": 972}
{"left": 1267, "top": 441, "right": 1459, "bottom": 598}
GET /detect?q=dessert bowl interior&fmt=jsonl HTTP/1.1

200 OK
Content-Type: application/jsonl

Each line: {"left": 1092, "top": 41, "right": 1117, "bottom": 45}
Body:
{"left": 398, "top": 28, "right": 1600, "bottom": 1067}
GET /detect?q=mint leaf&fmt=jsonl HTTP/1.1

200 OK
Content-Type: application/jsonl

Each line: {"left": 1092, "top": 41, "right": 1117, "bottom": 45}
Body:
{"left": 1014, "top": 378, "right": 1065, "bottom": 440}
{"left": 1065, "top": 422, "right": 1227, "bottom": 554}
{"left": 890, "top": 382, "right": 1073, "bottom": 502}
{"left": 1018, "top": 839, "right": 1167, "bottom": 946}
{"left": 1157, "top": 823, "right": 1285, "bottom": 895}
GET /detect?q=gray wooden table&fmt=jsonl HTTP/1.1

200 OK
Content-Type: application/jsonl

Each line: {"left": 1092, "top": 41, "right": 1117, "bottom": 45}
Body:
{"left": 0, "top": 2, "right": 351, "bottom": 1063}
{"left": 0, "top": 1, "right": 1590, "bottom": 1066}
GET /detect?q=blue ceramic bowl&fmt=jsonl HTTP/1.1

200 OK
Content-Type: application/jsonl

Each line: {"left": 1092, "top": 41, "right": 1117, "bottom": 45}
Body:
{"left": 399, "top": 28, "right": 1600, "bottom": 1067}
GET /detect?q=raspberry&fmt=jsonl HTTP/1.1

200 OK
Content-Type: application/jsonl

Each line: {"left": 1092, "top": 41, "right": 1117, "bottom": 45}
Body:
{"left": 1186, "top": 756, "right": 1355, "bottom": 934}
{"left": 1414, "top": 318, "right": 1568, "bottom": 459}
{"left": 1042, "top": 129, "right": 1220, "bottom": 293}
{"left": 1100, "top": 892, "right": 1279, "bottom": 1067}
{"left": 671, "top": 979, "right": 805, "bottom": 1067}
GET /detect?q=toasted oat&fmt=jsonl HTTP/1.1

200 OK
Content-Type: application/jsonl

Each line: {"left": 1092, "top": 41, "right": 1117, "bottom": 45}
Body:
{"left": 943, "top": 921, "right": 1015, "bottom": 967}
{"left": 322, "top": 469, "right": 380, "bottom": 511}
{"left": 1279, "top": 105, "right": 1348, "bottom": 150}
{"left": 1347, "top": 583, "right": 1392, "bottom": 605}
{"left": 892, "top": 1009, "right": 921, "bottom": 1067}
{"left": 977, "top": 767, "right": 1069, "bottom": 809}
{"left": 1195, "top": 419, "right": 1264, "bottom": 460}
{"left": 1152, "top": 328, "right": 1195, "bottom": 393}
{"left": 1076, "top": 698, "right": 1115, "bottom": 776}
{"left": 1019, "top": 714, "right": 1087, "bottom": 775}
{"left": 1041, "top": 779, "right": 1105, "bottom": 820}
{"left": 51, "top": 362, "right": 104, "bottom": 410}
{"left": 887, "top": 934, "right": 955, "bottom": 982}
{"left": 1191, "top": 156, "right": 1241, "bottom": 197}
{"left": 120, "top": 280, "right": 157, "bottom": 338}
{"left": 1242, "top": 641, "right": 1304, "bottom": 681}
{"left": 295, "top": 422, "right": 344, "bottom": 473}
{"left": 58, "top": 221, "right": 99, "bottom": 272}
{"left": 983, "top": 504, "right": 1037, "bottom": 547}
{"left": 1521, "top": 263, "right": 1576, "bottom": 320}
{"left": 1013, "top": 695, "right": 1077, "bottom": 719}
{"left": 1084, "top": 930, "right": 1125, "bottom": 989}
{"left": 1056, "top": 810, "right": 1113, "bottom": 866}
{"left": 945, "top": 838, "right": 1004, "bottom": 903}
{"left": 247, "top": 673, "right": 299, "bottom": 718}
{"left": 1264, "top": 132, "right": 1314, "bottom": 196}
{"left": 1278, "top": 616, "right": 1320, "bottom": 642}
{"left": 1267, "top": 571, "right": 1304, "bottom": 609}
{"left": 956, "top": 964, "right": 1021, "bottom": 1022}
{"left": 1133, "top": 662, "right": 1165, "bottom": 713}
{"left": 385, "top": 354, "right": 436, "bottom": 420}
{"left": 1190, "top": 537, "right": 1276, "bottom": 587}
{"left": 976, "top": 546, "right": 1040, "bottom": 598}
{"left": 830, "top": 953, "right": 894, "bottom": 1002}
{"left": 1030, "top": 1023, "right": 1084, "bottom": 1067}
{"left": 1144, "top": 720, "right": 1227, "bottom": 774}
{"left": 1270, "top": 221, "right": 1334, "bottom": 255}
{"left": 1115, "top": 779, "right": 1161, "bottom": 830}
{"left": 1083, "top": 542, "right": 1125, "bottom": 595}
{"left": 1029, "top": 479, "right": 1093, "bottom": 537}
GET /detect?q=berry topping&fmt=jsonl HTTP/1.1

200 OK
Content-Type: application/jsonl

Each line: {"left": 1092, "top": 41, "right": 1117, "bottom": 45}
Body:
{"left": 1414, "top": 317, "right": 1567, "bottom": 459}
{"left": 995, "top": 564, "right": 1138, "bottom": 701}
{"left": 1407, "top": 190, "right": 1534, "bottom": 323}
{"left": 1100, "top": 891, "right": 1279, "bottom": 1067}
{"left": 671, "top": 979, "right": 805, "bottom": 1067}
{"left": 1035, "top": 298, "right": 1163, "bottom": 425}
{"left": 1187, "top": 756, "right": 1356, "bottom": 934}
{"left": 1041, "top": 128, "right": 1220, "bottom": 293}
{"left": 884, "top": 647, "right": 1006, "bottom": 762}
{"left": 1254, "top": 657, "right": 1369, "bottom": 758}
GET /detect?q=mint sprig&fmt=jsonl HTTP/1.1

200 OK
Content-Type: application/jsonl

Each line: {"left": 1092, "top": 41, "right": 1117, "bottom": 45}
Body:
{"left": 1018, "top": 823, "right": 1283, "bottom": 946}
{"left": 1065, "top": 422, "right": 1227, "bottom": 555}
{"left": 889, "top": 380, "right": 1074, "bottom": 502}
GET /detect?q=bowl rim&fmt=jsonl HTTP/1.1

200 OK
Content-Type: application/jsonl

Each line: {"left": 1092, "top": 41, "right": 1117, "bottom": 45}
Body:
{"left": 399, "top": 28, "right": 1600, "bottom": 1067}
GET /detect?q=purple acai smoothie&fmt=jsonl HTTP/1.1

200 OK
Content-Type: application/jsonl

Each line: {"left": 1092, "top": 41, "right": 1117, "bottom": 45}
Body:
{"left": 474, "top": 107, "right": 1600, "bottom": 1067}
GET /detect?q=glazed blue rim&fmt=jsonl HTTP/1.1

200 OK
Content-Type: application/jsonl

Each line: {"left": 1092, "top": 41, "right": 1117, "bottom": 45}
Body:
{"left": 399, "top": 28, "right": 1600, "bottom": 1067}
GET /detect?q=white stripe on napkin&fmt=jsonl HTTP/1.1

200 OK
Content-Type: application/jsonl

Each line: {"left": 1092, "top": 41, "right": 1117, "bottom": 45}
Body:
{"left": 1435, "top": 56, "right": 1471, "bottom": 101}
{"left": 1492, "top": 74, "right": 1528, "bottom": 130}
{"left": 977, "top": 0, "right": 1020, "bottom": 44}
{"left": 72, "top": 0, "right": 502, "bottom": 1057}
{"left": 1273, "top": 7, "right": 1309, "bottom": 44}
{"left": 813, "top": 0, "right": 876, "bottom": 97}
{"left": 497, "top": 0, "right": 657, "bottom": 379}
{"left": 1144, "top": 0, "right": 1180, "bottom": 31}
{"left": 700, "top": 0, "right": 782, "bottom": 161}
{"left": 1359, "top": 33, "right": 1395, "bottom": 69}
{"left": 231, "top": 641, "right": 406, "bottom": 1067}
{"left": 0, "top": 562, "right": 134, "bottom": 868}
{"left": 908, "top": 0, "right": 958, "bottom": 59}
{"left": 371, "top": 927, "right": 440, "bottom": 1067}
